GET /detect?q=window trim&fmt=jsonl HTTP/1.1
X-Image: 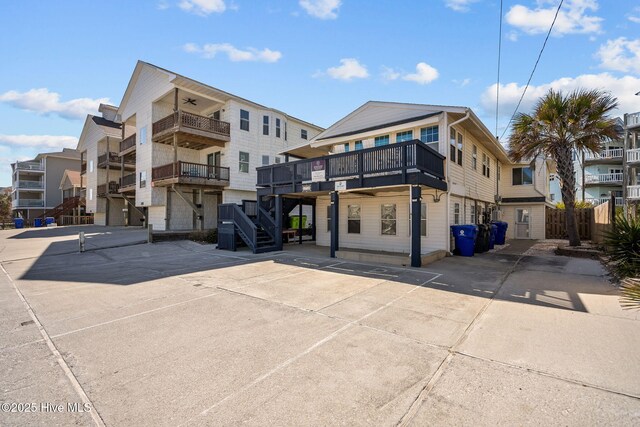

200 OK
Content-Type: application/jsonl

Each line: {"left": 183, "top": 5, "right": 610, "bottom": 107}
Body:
{"left": 139, "top": 170, "right": 147, "bottom": 188}
{"left": 239, "top": 151, "right": 250, "bottom": 173}
{"left": 275, "top": 118, "right": 281, "bottom": 138}
{"left": 420, "top": 125, "right": 439, "bottom": 144}
{"left": 240, "top": 109, "right": 250, "bottom": 132}
{"left": 262, "top": 115, "right": 269, "bottom": 135}
{"left": 396, "top": 130, "right": 413, "bottom": 143}
{"left": 380, "top": 203, "right": 397, "bottom": 236}
{"left": 347, "top": 204, "right": 361, "bottom": 234}
{"left": 454, "top": 202, "right": 461, "bottom": 225}
{"left": 343, "top": 143, "right": 350, "bottom": 153}
{"left": 301, "top": 129, "right": 308, "bottom": 140}
{"left": 512, "top": 166, "right": 533, "bottom": 186}
{"left": 450, "top": 128, "right": 457, "bottom": 164}
{"left": 374, "top": 135, "right": 390, "bottom": 147}
{"left": 354, "top": 140, "right": 363, "bottom": 150}
{"left": 472, "top": 145, "right": 477, "bottom": 170}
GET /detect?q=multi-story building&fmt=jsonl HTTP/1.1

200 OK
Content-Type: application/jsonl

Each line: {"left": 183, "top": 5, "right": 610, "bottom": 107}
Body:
{"left": 219, "top": 101, "right": 554, "bottom": 265}
{"left": 79, "top": 61, "right": 323, "bottom": 231}
{"left": 624, "top": 110, "right": 640, "bottom": 208}
{"left": 11, "top": 149, "right": 81, "bottom": 224}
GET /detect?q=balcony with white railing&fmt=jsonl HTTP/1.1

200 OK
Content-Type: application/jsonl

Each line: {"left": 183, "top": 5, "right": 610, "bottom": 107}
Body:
{"left": 627, "top": 148, "right": 640, "bottom": 164}
{"left": 15, "top": 161, "right": 44, "bottom": 171}
{"left": 586, "top": 197, "right": 624, "bottom": 206}
{"left": 627, "top": 112, "right": 640, "bottom": 130}
{"left": 12, "top": 199, "right": 45, "bottom": 208}
{"left": 584, "top": 148, "right": 623, "bottom": 162}
{"left": 15, "top": 180, "right": 44, "bottom": 190}
{"left": 628, "top": 185, "right": 640, "bottom": 200}
{"left": 584, "top": 173, "right": 624, "bottom": 185}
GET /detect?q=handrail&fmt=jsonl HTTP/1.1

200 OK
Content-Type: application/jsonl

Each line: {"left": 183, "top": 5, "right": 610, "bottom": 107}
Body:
{"left": 152, "top": 110, "right": 231, "bottom": 137}
{"left": 258, "top": 206, "right": 276, "bottom": 240}
{"left": 120, "top": 134, "right": 137, "bottom": 153}
{"left": 120, "top": 173, "right": 136, "bottom": 188}
{"left": 219, "top": 203, "right": 257, "bottom": 252}
{"left": 584, "top": 148, "right": 623, "bottom": 160}
{"left": 584, "top": 173, "right": 623, "bottom": 183}
{"left": 151, "top": 161, "right": 230, "bottom": 182}
{"left": 627, "top": 148, "right": 640, "bottom": 163}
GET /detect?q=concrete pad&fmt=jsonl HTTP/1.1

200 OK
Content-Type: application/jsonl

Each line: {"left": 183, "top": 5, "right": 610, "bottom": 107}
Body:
{"left": 459, "top": 298, "right": 640, "bottom": 396}
{"left": 51, "top": 291, "right": 346, "bottom": 426}
{"left": 408, "top": 355, "right": 640, "bottom": 426}
{"left": 195, "top": 326, "right": 449, "bottom": 426}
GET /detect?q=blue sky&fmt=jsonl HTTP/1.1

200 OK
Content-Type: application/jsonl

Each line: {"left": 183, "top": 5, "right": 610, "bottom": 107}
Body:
{"left": 1, "top": 0, "right": 639, "bottom": 186}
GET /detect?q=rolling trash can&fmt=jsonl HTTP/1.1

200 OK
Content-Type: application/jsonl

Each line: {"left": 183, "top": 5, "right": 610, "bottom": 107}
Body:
{"left": 491, "top": 221, "right": 508, "bottom": 245}
{"left": 45, "top": 217, "right": 55, "bottom": 225}
{"left": 474, "top": 224, "right": 490, "bottom": 253}
{"left": 33, "top": 218, "right": 43, "bottom": 227}
{"left": 13, "top": 218, "right": 24, "bottom": 229}
{"left": 488, "top": 224, "right": 498, "bottom": 249}
{"left": 450, "top": 224, "right": 477, "bottom": 257}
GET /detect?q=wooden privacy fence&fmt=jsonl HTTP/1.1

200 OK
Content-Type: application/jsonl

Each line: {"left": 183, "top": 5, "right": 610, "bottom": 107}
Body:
{"left": 545, "top": 207, "right": 593, "bottom": 240}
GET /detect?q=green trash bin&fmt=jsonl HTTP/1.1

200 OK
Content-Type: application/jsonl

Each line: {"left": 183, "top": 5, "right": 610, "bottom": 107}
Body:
{"left": 289, "top": 215, "right": 307, "bottom": 229}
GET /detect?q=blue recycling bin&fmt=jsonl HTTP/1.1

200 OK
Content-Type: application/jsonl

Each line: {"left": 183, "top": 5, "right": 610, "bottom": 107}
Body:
{"left": 34, "top": 218, "right": 43, "bottom": 227}
{"left": 45, "top": 217, "right": 54, "bottom": 225}
{"left": 488, "top": 224, "right": 498, "bottom": 249}
{"left": 450, "top": 224, "right": 478, "bottom": 257}
{"left": 492, "top": 221, "right": 508, "bottom": 245}
{"left": 13, "top": 218, "right": 24, "bottom": 229}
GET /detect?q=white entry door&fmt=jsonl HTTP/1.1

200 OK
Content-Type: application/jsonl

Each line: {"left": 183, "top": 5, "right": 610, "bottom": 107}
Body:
{"left": 515, "top": 208, "right": 530, "bottom": 239}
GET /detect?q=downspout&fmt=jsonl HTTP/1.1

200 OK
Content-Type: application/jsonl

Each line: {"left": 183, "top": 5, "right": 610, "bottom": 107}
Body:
{"left": 447, "top": 110, "right": 470, "bottom": 234}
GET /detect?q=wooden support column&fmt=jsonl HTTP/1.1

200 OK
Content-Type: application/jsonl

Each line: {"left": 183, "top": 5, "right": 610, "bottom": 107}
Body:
{"left": 199, "top": 188, "right": 204, "bottom": 230}
{"left": 330, "top": 191, "right": 339, "bottom": 258}
{"left": 274, "top": 195, "right": 283, "bottom": 250}
{"left": 173, "top": 134, "right": 178, "bottom": 177}
{"left": 311, "top": 199, "right": 317, "bottom": 241}
{"left": 410, "top": 185, "right": 422, "bottom": 268}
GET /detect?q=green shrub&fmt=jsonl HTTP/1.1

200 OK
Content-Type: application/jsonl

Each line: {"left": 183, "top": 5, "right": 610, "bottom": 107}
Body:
{"left": 555, "top": 200, "right": 594, "bottom": 209}
{"left": 604, "top": 215, "right": 640, "bottom": 278}
{"left": 188, "top": 228, "right": 218, "bottom": 244}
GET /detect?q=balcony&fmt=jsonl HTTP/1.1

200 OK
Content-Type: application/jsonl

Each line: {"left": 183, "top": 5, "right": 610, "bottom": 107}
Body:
{"left": 584, "top": 173, "right": 623, "bottom": 185}
{"left": 151, "top": 161, "right": 230, "bottom": 187}
{"left": 15, "top": 180, "right": 44, "bottom": 190}
{"left": 119, "top": 133, "right": 137, "bottom": 156}
{"left": 152, "top": 111, "right": 230, "bottom": 149}
{"left": 627, "top": 112, "right": 640, "bottom": 130}
{"left": 15, "top": 161, "right": 44, "bottom": 171}
{"left": 97, "top": 181, "right": 120, "bottom": 197}
{"left": 627, "top": 148, "right": 640, "bottom": 164}
{"left": 12, "top": 199, "right": 45, "bottom": 208}
{"left": 629, "top": 185, "right": 640, "bottom": 200}
{"left": 119, "top": 173, "right": 136, "bottom": 192}
{"left": 98, "top": 152, "right": 135, "bottom": 170}
{"left": 257, "top": 139, "right": 447, "bottom": 193}
{"left": 586, "top": 197, "right": 624, "bottom": 206}
{"left": 584, "top": 148, "right": 623, "bottom": 163}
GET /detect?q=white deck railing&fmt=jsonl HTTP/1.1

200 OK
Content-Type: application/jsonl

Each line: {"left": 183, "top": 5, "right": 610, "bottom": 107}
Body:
{"left": 628, "top": 185, "right": 640, "bottom": 200}
{"left": 627, "top": 148, "right": 640, "bottom": 164}
{"left": 586, "top": 197, "right": 624, "bottom": 206}
{"left": 584, "top": 148, "right": 623, "bottom": 161}
{"left": 584, "top": 173, "right": 623, "bottom": 184}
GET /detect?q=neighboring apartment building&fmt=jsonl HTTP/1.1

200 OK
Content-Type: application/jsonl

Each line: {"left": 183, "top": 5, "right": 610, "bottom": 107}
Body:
{"left": 79, "top": 61, "right": 323, "bottom": 231}
{"left": 623, "top": 110, "right": 640, "bottom": 207}
{"left": 223, "top": 101, "right": 553, "bottom": 265}
{"left": 11, "top": 149, "right": 81, "bottom": 223}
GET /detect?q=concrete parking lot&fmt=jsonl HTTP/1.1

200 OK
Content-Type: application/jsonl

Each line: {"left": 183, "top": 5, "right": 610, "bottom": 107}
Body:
{"left": 1, "top": 226, "right": 639, "bottom": 426}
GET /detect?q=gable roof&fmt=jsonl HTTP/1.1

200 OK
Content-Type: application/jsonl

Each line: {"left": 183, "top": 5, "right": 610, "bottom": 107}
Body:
{"left": 76, "top": 114, "right": 121, "bottom": 152}
{"left": 59, "top": 169, "right": 82, "bottom": 190}
{"left": 35, "top": 148, "right": 81, "bottom": 161}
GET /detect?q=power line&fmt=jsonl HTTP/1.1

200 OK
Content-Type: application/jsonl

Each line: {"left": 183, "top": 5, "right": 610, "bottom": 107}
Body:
{"left": 495, "top": 0, "right": 503, "bottom": 138}
{"left": 499, "top": 0, "right": 564, "bottom": 141}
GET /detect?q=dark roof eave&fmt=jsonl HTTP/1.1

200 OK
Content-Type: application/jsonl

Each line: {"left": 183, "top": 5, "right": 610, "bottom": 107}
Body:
{"left": 316, "top": 112, "right": 441, "bottom": 141}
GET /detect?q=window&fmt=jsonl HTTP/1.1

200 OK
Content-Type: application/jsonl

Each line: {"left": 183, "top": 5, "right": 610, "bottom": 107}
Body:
{"left": 211, "top": 110, "right": 221, "bottom": 120}
{"left": 550, "top": 194, "right": 555, "bottom": 201}
{"left": 262, "top": 155, "right": 269, "bottom": 166}
{"left": 343, "top": 143, "right": 350, "bottom": 153}
{"left": 139, "top": 126, "right": 147, "bottom": 145}
{"left": 454, "top": 203, "right": 460, "bottom": 225}
{"left": 381, "top": 204, "right": 397, "bottom": 235}
{"left": 326, "top": 205, "right": 331, "bottom": 232}
{"left": 263, "top": 115, "right": 269, "bottom": 135}
{"left": 240, "top": 109, "right": 249, "bottom": 131}
{"left": 396, "top": 130, "right": 413, "bottom": 143}
{"left": 275, "top": 118, "right": 281, "bottom": 138}
{"left": 275, "top": 157, "right": 281, "bottom": 164}
{"left": 347, "top": 205, "right": 361, "bottom": 234}
{"left": 457, "top": 133, "right": 463, "bottom": 166}
{"left": 420, "top": 202, "right": 427, "bottom": 237}
{"left": 420, "top": 126, "right": 438, "bottom": 143}
{"left": 89, "top": 160, "right": 94, "bottom": 173}
{"left": 512, "top": 167, "right": 533, "bottom": 185}
{"left": 139, "top": 171, "right": 147, "bottom": 188}
{"left": 301, "top": 129, "right": 308, "bottom": 140}
{"left": 472, "top": 145, "right": 477, "bottom": 170}
{"left": 284, "top": 122, "right": 288, "bottom": 140}
{"left": 482, "top": 153, "right": 490, "bottom": 178}
{"left": 354, "top": 140, "right": 363, "bottom": 150}
{"left": 88, "top": 188, "right": 93, "bottom": 201}
{"left": 239, "top": 151, "right": 250, "bottom": 173}
{"left": 470, "top": 205, "right": 476, "bottom": 224}
{"left": 486, "top": 157, "right": 491, "bottom": 178}
{"left": 450, "top": 128, "right": 457, "bottom": 164}
{"left": 374, "top": 135, "right": 389, "bottom": 147}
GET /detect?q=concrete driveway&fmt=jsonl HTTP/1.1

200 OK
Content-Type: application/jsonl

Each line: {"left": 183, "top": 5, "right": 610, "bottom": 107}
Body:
{"left": 0, "top": 233, "right": 638, "bottom": 426}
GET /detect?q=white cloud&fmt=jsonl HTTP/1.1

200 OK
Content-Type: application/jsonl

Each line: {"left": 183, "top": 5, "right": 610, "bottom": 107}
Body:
{"left": 481, "top": 73, "right": 640, "bottom": 120}
{"left": 324, "top": 58, "right": 369, "bottom": 81}
{"left": 299, "top": 0, "right": 341, "bottom": 19}
{"left": 506, "top": 0, "right": 603, "bottom": 36}
{"left": 507, "top": 31, "right": 519, "bottom": 42}
{"left": 0, "top": 134, "right": 79, "bottom": 151}
{"left": 402, "top": 62, "right": 439, "bottom": 85}
{"left": 183, "top": 43, "right": 282, "bottom": 63}
{"left": 596, "top": 37, "right": 640, "bottom": 74}
{"left": 453, "top": 78, "right": 471, "bottom": 87}
{"left": 628, "top": 7, "right": 640, "bottom": 23}
{"left": 381, "top": 66, "right": 401, "bottom": 81}
{"left": 178, "top": 0, "right": 226, "bottom": 15}
{"left": 0, "top": 88, "right": 107, "bottom": 120}
{"left": 445, "top": 0, "right": 478, "bottom": 12}
{"left": 157, "top": 1, "right": 170, "bottom": 10}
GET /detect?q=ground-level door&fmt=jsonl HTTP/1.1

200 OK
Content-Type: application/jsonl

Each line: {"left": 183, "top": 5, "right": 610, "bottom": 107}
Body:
{"left": 515, "top": 208, "right": 530, "bottom": 239}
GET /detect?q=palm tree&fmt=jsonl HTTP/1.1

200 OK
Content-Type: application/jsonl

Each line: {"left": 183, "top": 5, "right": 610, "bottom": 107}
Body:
{"left": 508, "top": 89, "right": 620, "bottom": 246}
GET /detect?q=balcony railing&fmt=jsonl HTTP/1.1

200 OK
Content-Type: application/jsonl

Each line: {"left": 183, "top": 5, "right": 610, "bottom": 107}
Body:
{"left": 586, "top": 197, "right": 624, "bottom": 206}
{"left": 120, "top": 133, "right": 137, "bottom": 153}
{"left": 12, "top": 199, "right": 45, "bottom": 208}
{"left": 584, "top": 148, "right": 623, "bottom": 161}
{"left": 16, "top": 180, "right": 44, "bottom": 189}
{"left": 584, "top": 173, "right": 623, "bottom": 184}
{"left": 627, "top": 148, "right": 640, "bottom": 164}
{"left": 119, "top": 173, "right": 136, "bottom": 189}
{"left": 152, "top": 111, "right": 231, "bottom": 139}
{"left": 15, "top": 161, "right": 44, "bottom": 171}
{"left": 152, "top": 161, "right": 230, "bottom": 182}
{"left": 97, "top": 181, "right": 120, "bottom": 196}
{"left": 627, "top": 112, "right": 640, "bottom": 129}
{"left": 257, "top": 139, "right": 445, "bottom": 187}
{"left": 629, "top": 185, "right": 640, "bottom": 200}
{"left": 98, "top": 152, "right": 119, "bottom": 165}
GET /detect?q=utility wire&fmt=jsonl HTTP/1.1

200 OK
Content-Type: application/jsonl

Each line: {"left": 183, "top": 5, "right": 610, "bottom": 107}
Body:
{"left": 499, "top": 0, "right": 564, "bottom": 141}
{"left": 495, "top": 0, "right": 503, "bottom": 138}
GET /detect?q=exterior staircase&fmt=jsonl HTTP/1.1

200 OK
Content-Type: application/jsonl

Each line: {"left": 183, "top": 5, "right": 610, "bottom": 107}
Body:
{"left": 39, "top": 196, "right": 81, "bottom": 220}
